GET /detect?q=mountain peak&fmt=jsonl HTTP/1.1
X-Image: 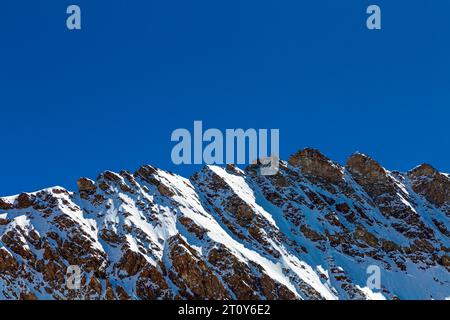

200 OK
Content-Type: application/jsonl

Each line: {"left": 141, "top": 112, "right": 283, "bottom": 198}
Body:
{"left": 408, "top": 164, "right": 450, "bottom": 208}
{"left": 408, "top": 163, "right": 438, "bottom": 178}
{"left": 345, "top": 152, "right": 397, "bottom": 200}
{"left": 346, "top": 152, "right": 383, "bottom": 172}
{"left": 288, "top": 148, "right": 343, "bottom": 184}
{"left": 77, "top": 177, "right": 96, "bottom": 193}
{"left": 346, "top": 152, "right": 387, "bottom": 181}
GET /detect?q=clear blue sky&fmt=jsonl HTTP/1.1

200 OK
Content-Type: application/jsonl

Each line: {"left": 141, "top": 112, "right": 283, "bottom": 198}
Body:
{"left": 0, "top": 0, "right": 449, "bottom": 196}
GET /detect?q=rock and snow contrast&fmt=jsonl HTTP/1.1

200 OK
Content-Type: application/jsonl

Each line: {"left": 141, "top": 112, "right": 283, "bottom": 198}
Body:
{"left": 0, "top": 149, "right": 449, "bottom": 300}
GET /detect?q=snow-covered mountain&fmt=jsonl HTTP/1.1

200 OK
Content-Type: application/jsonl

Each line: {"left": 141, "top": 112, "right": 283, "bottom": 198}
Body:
{"left": 0, "top": 149, "right": 449, "bottom": 300}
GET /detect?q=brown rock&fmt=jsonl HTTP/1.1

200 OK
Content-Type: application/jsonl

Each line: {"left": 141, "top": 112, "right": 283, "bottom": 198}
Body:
{"left": 346, "top": 153, "right": 394, "bottom": 198}
{"left": 270, "top": 173, "right": 290, "bottom": 188}
{"left": 439, "top": 255, "right": 450, "bottom": 268}
{"left": 117, "top": 249, "right": 148, "bottom": 276}
{"left": 157, "top": 183, "right": 175, "bottom": 197}
{"left": 168, "top": 235, "right": 231, "bottom": 299}
{"left": 135, "top": 165, "right": 157, "bottom": 179}
{"left": 20, "top": 292, "right": 38, "bottom": 300}
{"left": 100, "top": 229, "right": 125, "bottom": 244}
{"left": 0, "top": 198, "right": 13, "bottom": 210}
{"left": 0, "top": 248, "right": 19, "bottom": 274}
{"left": 136, "top": 266, "right": 172, "bottom": 299}
{"left": 336, "top": 203, "right": 351, "bottom": 214}
{"left": 1, "top": 230, "right": 34, "bottom": 259}
{"left": 116, "top": 285, "right": 130, "bottom": 300}
{"left": 88, "top": 276, "right": 103, "bottom": 296}
{"left": 354, "top": 225, "right": 379, "bottom": 247}
{"left": 105, "top": 279, "right": 116, "bottom": 300}
{"left": 224, "top": 195, "right": 255, "bottom": 227}
{"left": 259, "top": 273, "right": 297, "bottom": 300}
{"left": 300, "top": 225, "right": 325, "bottom": 242}
{"left": 15, "top": 193, "right": 33, "bottom": 209}
{"left": 77, "top": 178, "right": 97, "bottom": 199}
{"left": 102, "top": 171, "right": 122, "bottom": 183}
{"left": 178, "top": 216, "right": 207, "bottom": 240}
{"left": 289, "top": 148, "right": 343, "bottom": 184}
{"left": 408, "top": 164, "right": 450, "bottom": 208}
{"left": 381, "top": 240, "right": 399, "bottom": 252}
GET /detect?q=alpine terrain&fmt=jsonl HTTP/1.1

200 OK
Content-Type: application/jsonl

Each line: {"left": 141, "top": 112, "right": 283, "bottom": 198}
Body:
{"left": 0, "top": 149, "right": 449, "bottom": 300}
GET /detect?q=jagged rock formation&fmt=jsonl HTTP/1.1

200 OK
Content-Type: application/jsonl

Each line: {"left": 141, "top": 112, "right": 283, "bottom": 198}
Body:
{"left": 0, "top": 149, "right": 449, "bottom": 300}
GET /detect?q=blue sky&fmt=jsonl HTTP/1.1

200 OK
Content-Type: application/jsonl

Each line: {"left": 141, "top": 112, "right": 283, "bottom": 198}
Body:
{"left": 0, "top": 0, "right": 449, "bottom": 196}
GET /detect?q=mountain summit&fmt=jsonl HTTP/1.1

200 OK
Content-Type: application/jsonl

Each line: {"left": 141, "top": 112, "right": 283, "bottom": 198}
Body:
{"left": 0, "top": 149, "right": 449, "bottom": 300}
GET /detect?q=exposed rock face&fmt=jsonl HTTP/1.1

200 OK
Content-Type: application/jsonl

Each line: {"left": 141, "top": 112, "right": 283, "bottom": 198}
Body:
{"left": 289, "top": 148, "right": 343, "bottom": 185}
{"left": 15, "top": 193, "right": 34, "bottom": 209}
{"left": 168, "top": 235, "right": 231, "bottom": 299}
{"left": 77, "top": 178, "right": 97, "bottom": 199}
{"left": 346, "top": 153, "right": 394, "bottom": 197}
{"left": 408, "top": 164, "right": 450, "bottom": 211}
{"left": 0, "top": 199, "right": 12, "bottom": 210}
{"left": 0, "top": 249, "right": 18, "bottom": 274}
{"left": 0, "top": 149, "right": 449, "bottom": 300}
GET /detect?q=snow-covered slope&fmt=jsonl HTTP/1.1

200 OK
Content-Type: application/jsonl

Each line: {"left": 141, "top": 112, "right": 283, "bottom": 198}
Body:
{"left": 0, "top": 149, "right": 449, "bottom": 300}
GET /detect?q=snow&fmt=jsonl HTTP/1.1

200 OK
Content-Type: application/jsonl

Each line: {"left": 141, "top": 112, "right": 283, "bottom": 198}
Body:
{"left": 356, "top": 286, "right": 386, "bottom": 300}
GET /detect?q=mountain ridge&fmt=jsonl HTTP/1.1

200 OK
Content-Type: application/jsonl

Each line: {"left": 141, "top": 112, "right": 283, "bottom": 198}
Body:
{"left": 0, "top": 148, "right": 449, "bottom": 300}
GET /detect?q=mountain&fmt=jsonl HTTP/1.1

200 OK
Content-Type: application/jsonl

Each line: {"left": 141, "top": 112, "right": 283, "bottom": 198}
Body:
{"left": 0, "top": 149, "right": 449, "bottom": 300}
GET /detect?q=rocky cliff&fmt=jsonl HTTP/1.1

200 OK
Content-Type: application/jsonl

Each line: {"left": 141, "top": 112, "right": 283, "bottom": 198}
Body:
{"left": 0, "top": 149, "right": 449, "bottom": 300}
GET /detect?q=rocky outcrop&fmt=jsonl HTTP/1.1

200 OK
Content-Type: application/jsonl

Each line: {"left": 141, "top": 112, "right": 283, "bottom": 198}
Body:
{"left": 15, "top": 193, "right": 34, "bottom": 209}
{"left": 346, "top": 152, "right": 394, "bottom": 197}
{"left": 168, "top": 235, "right": 231, "bottom": 299}
{"left": 77, "top": 178, "right": 97, "bottom": 199}
{"left": 289, "top": 148, "right": 343, "bottom": 185}
{"left": 0, "top": 199, "right": 13, "bottom": 210}
{"left": 408, "top": 164, "right": 450, "bottom": 210}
